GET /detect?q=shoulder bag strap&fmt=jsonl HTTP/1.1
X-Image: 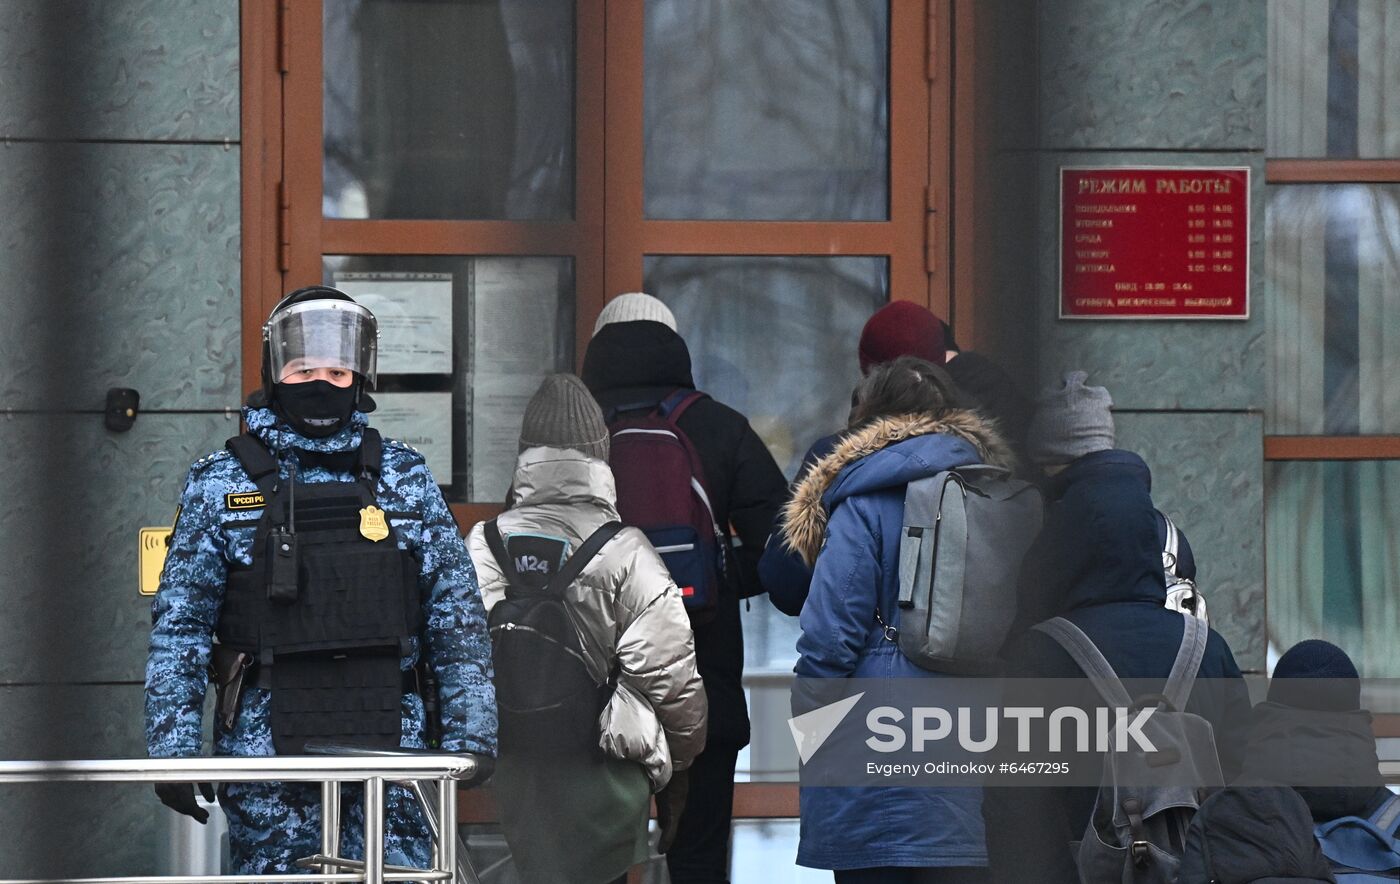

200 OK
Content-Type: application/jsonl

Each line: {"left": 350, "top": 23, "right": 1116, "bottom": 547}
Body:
{"left": 1032, "top": 617, "right": 1135, "bottom": 709}
{"left": 1162, "top": 511, "right": 1181, "bottom": 574}
{"left": 1162, "top": 612, "right": 1209, "bottom": 712}
{"left": 547, "top": 521, "right": 625, "bottom": 596}
{"left": 1371, "top": 793, "right": 1400, "bottom": 836}
{"left": 482, "top": 519, "right": 531, "bottom": 598}
{"left": 661, "top": 389, "right": 707, "bottom": 423}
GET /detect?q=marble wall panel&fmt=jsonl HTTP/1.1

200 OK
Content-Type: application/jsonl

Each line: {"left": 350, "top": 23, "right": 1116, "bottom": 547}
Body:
{"left": 1033, "top": 151, "right": 1265, "bottom": 410}
{"left": 1115, "top": 410, "right": 1266, "bottom": 671}
{"left": 1038, "top": 0, "right": 1266, "bottom": 150}
{"left": 0, "top": 412, "right": 239, "bottom": 684}
{"left": 0, "top": 684, "right": 162, "bottom": 876}
{"left": 0, "top": 0, "right": 239, "bottom": 142}
{"left": 0, "top": 142, "right": 241, "bottom": 411}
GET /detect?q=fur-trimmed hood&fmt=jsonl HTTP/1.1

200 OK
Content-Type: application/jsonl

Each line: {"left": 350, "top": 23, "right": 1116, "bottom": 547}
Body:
{"left": 781, "top": 410, "right": 1015, "bottom": 565}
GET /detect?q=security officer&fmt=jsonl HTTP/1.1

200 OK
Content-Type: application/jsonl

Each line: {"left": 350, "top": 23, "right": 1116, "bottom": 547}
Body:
{"left": 145, "top": 287, "right": 497, "bottom": 873}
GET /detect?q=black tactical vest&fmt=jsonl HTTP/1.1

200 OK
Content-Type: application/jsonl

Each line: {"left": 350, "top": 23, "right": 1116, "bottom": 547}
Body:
{"left": 217, "top": 430, "right": 422, "bottom": 754}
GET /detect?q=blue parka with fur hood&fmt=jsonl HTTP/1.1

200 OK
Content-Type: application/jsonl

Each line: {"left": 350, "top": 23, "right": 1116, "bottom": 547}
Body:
{"left": 782, "top": 409, "right": 1017, "bottom": 871}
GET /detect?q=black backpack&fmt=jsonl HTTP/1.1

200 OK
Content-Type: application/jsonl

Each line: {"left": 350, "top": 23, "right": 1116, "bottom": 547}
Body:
{"left": 483, "top": 519, "right": 623, "bottom": 755}
{"left": 1176, "top": 785, "right": 1337, "bottom": 883}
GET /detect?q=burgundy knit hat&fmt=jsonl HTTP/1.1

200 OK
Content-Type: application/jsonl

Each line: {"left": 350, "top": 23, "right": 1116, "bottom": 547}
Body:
{"left": 858, "top": 301, "right": 949, "bottom": 374}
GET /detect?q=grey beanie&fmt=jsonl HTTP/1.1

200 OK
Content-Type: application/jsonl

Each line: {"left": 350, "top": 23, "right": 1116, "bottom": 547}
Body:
{"left": 1026, "top": 370, "right": 1115, "bottom": 466}
{"left": 519, "top": 373, "right": 611, "bottom": 462}
{"left": 593, "top": 292, "right": 677, "bottom": 335}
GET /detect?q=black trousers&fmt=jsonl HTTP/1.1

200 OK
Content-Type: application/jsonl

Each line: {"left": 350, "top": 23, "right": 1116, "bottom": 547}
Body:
{"left": 833, "top": 868, "right": 990, "bottom": 884}
{"left": 664, "top": 743, "right": 740, "bottom": 884}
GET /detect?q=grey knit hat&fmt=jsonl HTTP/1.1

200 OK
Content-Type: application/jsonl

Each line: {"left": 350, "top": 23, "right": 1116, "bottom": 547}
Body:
{"left": 519, "top": 373, "right": 610, "bottom": 461}
{"left": 593, "top": 292, "right": 677, "bottom": 335}
{"left": 1026, "top": 370, "right": 1115, "bottom": 466}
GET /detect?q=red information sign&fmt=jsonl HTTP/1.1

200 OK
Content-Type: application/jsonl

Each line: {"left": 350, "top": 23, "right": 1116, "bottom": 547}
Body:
{"left": 1060, "top": 166, "right": 1250, "bottom": 319}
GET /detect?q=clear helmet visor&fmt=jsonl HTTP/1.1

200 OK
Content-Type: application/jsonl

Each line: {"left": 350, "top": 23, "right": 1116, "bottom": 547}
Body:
{"left": 265, "top": 300, "right": 378, "bottom": 387}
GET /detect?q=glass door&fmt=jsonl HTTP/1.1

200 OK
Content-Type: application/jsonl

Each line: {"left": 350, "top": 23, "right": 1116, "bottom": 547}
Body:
{"left": 244, "top": 2, "right": 951, "bottom": 873}
{"left": 253, "top": 0, "right": 946, "bottom": 530}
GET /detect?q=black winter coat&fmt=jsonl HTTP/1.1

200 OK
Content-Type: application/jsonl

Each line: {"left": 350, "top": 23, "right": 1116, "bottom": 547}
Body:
{"left": 582, "top": 319, "right": 788, "bottom": 748}
{"left": 1177, "top": 785, "right": 1337, "bottom": 883}
{"left": 1240, "top": 701, "right": 1391, "bottom": 824}
{"left": 944, "top": 350, "right": 1034, "bottom": 465}
{"left": 984, "top": 449, "right": 1253, "bottom": 884}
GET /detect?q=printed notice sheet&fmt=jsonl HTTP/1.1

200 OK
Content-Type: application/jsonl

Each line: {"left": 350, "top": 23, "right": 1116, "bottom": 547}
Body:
{"left": 467, "top": 258, "right": 566, "bottom": 500}
{"left": 370, "top": 392, "right": 453, "bottom": 480}
{"left": 335, "top": 272, "right": 453, "bottom": 374}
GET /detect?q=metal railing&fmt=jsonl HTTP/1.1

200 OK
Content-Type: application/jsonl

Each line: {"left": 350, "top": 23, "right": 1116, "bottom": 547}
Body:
{"left": 0, "top": 751, "right": 487, "bottom": 884}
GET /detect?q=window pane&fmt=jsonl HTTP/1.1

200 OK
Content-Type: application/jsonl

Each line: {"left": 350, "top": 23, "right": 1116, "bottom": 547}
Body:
{"left": 1267, "top": 460, "right": 1400, "bottom": 677}
{"left": 741, "top": 612, "right": 802, "bottom": 785}
{"left": 644, "top": 256, "right": 889, "bottom": 477}
{"left": 730, "top": 820, "right": 827, "bottom": 882}
{"left": 1268, "top": 0, "right": 1400, "bottom": 158}
{"left": 323, "top": 0, "right": 574, "bottom": 220}
{"left": 323, "top": 255, "right": 575, "bottom": 504}
{"left": 1266, "top": 184, "right": 1400, "bottom": 434}
{"left": 643, "top": 0, "right": 889, "bottom": 220}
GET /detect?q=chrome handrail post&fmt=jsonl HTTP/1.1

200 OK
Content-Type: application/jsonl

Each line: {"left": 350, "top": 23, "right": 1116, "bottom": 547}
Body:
{"left": 363, "top": 777, "right": 385, "bottom": 884}
{"left": 320, "top": 780, "right": 341, "bottom": 875}
{"left": 436, "top": 778, "right": 456, "bottom": 878}
{"left": 0, "top": 753, "right": 483, "bottom": 883}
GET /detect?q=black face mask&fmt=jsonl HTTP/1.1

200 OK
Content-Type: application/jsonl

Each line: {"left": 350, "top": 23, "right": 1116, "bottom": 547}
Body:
{"left": 273, "top": 380, "right": 359, "bottom": 438}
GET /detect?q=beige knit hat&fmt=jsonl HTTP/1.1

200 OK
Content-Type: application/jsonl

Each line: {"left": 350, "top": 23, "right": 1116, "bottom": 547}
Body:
{"left": 592, "top": 292, "right": 677, "bottom": 335}
{"left": 518, "top": 373, "right": 610, "bottom": 461}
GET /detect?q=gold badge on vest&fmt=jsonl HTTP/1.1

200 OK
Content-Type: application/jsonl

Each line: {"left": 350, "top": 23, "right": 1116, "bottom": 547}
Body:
{"left": 359, "top": 505, "right": 390, "bottom": 542}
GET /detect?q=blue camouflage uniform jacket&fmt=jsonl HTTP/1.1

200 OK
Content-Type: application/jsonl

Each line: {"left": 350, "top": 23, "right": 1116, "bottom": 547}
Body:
{"left": 145, "top": 406, "right": 497, "bottom": 759}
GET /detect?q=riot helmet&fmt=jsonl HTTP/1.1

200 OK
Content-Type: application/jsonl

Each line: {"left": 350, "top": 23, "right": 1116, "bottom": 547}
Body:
{"left": 260, "top": 286, "right": 378, "bottom": 437}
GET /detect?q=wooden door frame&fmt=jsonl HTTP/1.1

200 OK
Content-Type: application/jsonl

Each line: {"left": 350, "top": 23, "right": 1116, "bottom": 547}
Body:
{"left": 602, "top": 0, "right": 944, "bottom": 313}
{"left": 239, "top": 0, "right": 974, "bottom": 841}
{"left": 239, "top": 0, "right": 286, "bottom": 399}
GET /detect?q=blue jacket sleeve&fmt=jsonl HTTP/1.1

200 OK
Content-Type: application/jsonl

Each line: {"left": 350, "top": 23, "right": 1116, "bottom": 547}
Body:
{"left": 145, "top": 466, "right": 227, "bottom": 758}
{"left": 795, "top": 500, "right": 880, "bottom": 679}
{"left": 412, "top": 472, "right": 498, "bottom": 757}
{"left": 760, "top": 434, "right": 841, "bottom": 617}
{"left": 758, "top": 533, "right": 813, "bottom": 617}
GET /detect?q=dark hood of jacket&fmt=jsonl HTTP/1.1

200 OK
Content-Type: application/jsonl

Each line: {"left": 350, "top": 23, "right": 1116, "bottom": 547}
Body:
{"left": 945, "top": 350, "right": 1034, "bottom": 451}
{"left": 781, "top": 410, "right": 1015, "bottom": 565}
{"left": 1045, "top": 447, "right": 1152, "bottom": 500}
{"left": 581, "top": 320, "right": 695, "bottom": 406}
{"left": 1241, "top": 701, "right": 1389, "bottom": 822}
{"left": 1044, "top": 448, "right": 1166, "bottom": 612}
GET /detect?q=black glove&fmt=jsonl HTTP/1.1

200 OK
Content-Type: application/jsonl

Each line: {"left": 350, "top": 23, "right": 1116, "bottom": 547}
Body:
{"left": 154, "top": 782, "right": 216, "bottom": 824}
{"left": 655, "top": 768, "right": 690, "bottom": 854}
{"left": 462, "top": 755, "right": 495, "bottom": 788}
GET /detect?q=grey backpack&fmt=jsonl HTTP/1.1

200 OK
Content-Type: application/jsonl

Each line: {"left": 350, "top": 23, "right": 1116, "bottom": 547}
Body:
{"left": 1034, "top": 614, "right": 1225, "bottom": 884}
{"left": 887, "top": 465, "right": 1042, "bottom": 673}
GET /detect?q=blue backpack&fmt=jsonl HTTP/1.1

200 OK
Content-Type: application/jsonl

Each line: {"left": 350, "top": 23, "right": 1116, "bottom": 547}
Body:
{"left": 1316, "top": 793, "right": 1400, "bottom": 881}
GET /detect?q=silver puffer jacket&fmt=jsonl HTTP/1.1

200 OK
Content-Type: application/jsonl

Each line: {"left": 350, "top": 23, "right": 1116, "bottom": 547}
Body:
{"left": 466, "top": 446, "right": 708, "bottom": 791}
